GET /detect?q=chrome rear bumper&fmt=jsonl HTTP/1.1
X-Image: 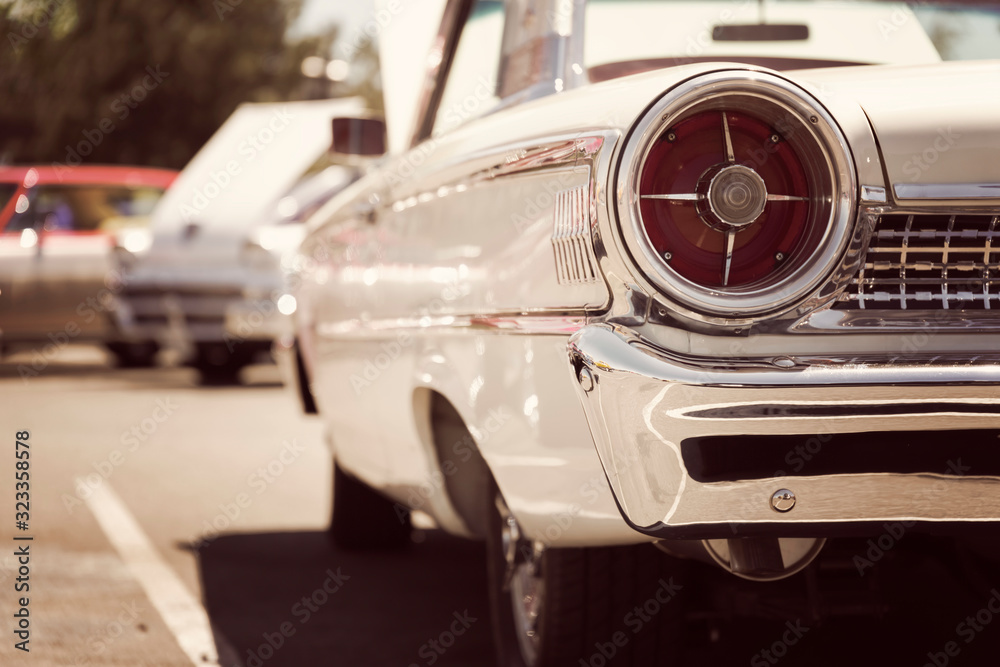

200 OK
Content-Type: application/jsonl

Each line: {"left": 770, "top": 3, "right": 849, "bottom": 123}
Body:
{"left": 567, "top": 324, "right": 1000, "bottom": 538}
{"left": 113, "top": 286, "right": 291, "bottom": 344}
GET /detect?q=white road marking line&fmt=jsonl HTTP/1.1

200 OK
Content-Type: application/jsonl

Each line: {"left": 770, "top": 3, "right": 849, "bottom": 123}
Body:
{"left": 81, "top": 479, "right": 220, "bottom": 666}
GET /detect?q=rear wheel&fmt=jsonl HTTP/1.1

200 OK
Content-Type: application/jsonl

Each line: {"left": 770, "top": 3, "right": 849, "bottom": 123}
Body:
{"left": 105, "top": 341, "right": 159, "bottom": 368}
{"left": 487, "top": 484, "right": 685, "bottom": 667}
{"left": 330, "top": 459, "right": 412, "bottom": 550}
{"left": 192, "top": 342, "right": 250, "bottom": 385}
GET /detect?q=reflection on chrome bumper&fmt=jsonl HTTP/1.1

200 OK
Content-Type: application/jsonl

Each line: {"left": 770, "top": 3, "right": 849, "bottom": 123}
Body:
{"left": 567, "top": 324, "right": 1000, "bottom": 538}
{"left": 224, "top": 300, "right": 293, "bottom": 341}
{"left": 112, "top": 288, "right": 291, "bottom": 344}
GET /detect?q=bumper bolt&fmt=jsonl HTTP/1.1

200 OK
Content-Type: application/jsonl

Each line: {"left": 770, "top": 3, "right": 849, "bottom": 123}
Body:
{"left": 577, "top": 367, "right": 595, "bottom": 392}
{"left": 771, "top": 489, "right": 796, "bottom": 512}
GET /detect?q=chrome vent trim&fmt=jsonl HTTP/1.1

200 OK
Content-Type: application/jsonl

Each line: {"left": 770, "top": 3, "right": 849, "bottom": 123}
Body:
{"left": 835, "top": 213, "right": 1000, "bottom": 310}
{"left": 552, "top": 184, "right": 598, "bottom": 285}
{"left": 894, "top": 183, "right": 1000, "bottom": 200}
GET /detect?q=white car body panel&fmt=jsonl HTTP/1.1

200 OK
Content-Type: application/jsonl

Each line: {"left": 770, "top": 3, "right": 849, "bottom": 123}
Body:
{"left": 799, "top": 61, "right": 1000, "bottom": 204}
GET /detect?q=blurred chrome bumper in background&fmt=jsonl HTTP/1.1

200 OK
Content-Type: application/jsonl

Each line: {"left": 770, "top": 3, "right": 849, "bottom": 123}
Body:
{"left": 568, "top": 324, "right": 1000, "bottom": 538}
{"left": 112, "top": 282, "right": 294, "bottom": 349}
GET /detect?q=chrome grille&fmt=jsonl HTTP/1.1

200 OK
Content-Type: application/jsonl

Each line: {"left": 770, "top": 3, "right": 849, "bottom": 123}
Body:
{"left": 836, "top": 213, "right": 1000, "bottom": 310}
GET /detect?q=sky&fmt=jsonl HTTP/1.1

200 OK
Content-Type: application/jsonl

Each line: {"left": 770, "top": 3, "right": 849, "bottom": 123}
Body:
{"left": 288, "top": 0, "right": 376, "bottom": 41}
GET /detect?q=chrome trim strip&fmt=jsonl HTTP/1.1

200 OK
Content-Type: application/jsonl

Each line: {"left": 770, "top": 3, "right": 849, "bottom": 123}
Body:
{"left": 721, "top": 111, "right": 735, "bottom": 163}
{"left": 569, "top": 323, "right": 1000, "bottom": 535}
{"left": 640, "top": 193, "right": 702, "bottom": 201}
{"left": 391, "top": 134, "right": 606, "bottom": 213}
{"left": 894, "top": 183, "right": 1000, "bottom": 200}
{"left": 860, "top": 185, "right": 887, "bottom": 203}
{"left": 315, "top": 314, "right": 589, "bottom": 339}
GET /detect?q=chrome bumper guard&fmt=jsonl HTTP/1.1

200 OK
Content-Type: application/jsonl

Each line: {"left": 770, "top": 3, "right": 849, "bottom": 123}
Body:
{"left": 567, "top": 324, "right": 1000, "bottom": 538}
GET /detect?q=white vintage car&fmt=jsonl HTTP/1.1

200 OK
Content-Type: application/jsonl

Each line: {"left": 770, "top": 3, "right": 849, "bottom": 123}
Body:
{"left": 115, "top": 99, "right": 360, "bottom": 381}
{"left": 291, "top": 0, "right": 1000, "bottom": 663}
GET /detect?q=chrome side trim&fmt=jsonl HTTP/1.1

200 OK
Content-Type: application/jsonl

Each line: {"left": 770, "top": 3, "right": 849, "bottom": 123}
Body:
{"left": 315, "top": 314, "right": 588, "bottom": 340}
{"left": 894, "top": 183, "right": 1000, "bottom": 201}
{"left": 568, "top": 323, "right": 1000, "bottom": 536}
{"left": 391, "top": 134, "right": 606, "bottom": 213}
{"left": 860, "top": 185, "right": 887, "bottom": 203}
{"left": 552, "top": 185, "right": 599, "bottom": 285}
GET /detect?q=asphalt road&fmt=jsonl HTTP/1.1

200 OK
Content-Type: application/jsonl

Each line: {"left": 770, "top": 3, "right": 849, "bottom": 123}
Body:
{"left": 0, "top": 346, "right": 493, "bottom": 667}
{"left": 2, "top": 346, "right": 1000, "bottom": 667}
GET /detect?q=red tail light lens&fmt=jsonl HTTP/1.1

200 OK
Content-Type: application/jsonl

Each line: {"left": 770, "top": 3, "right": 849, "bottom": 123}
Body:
{"left": 639, "top": 110, "right": 810, "bottom": 287}
{"left": 618, "top": 72, "right": 856, "bottom": 319}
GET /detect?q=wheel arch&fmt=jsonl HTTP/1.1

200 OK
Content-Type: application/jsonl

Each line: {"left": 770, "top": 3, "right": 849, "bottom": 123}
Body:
{"left": 412, "top": 387, "right": 494, "bottom": 539}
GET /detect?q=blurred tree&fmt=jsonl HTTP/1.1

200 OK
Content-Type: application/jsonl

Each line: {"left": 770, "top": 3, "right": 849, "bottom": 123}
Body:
{"left": 0, "top": 0, "right": 345, "bottom": 169}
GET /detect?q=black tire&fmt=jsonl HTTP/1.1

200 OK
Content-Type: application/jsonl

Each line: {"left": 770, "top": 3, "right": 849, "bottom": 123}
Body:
{"left": 105, "top": 341, "right": 159, "bottom": 368}
{"left": 330, "top": 459, "right": 412, "bottom": 550}
{"left": 193, "top": 343, "right": 249, "bottom": 385}
{"left": 487, "top": 482, "right": 685, "bottom": 667}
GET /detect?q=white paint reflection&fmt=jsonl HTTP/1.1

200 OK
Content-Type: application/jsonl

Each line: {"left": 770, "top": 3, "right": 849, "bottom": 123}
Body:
{"left": 524, "top": 394, "right": 539, "bottom": 421}
{"left": 469, "top": 375, "right": 485, "bottom": 403}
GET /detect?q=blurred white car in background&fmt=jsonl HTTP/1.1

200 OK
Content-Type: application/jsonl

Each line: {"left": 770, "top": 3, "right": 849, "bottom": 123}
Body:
{"left": 114, "top": 98, "right": 362, "bottom": 382}
{"left": 0, "top": 165, "right": 176, "bottom": 366}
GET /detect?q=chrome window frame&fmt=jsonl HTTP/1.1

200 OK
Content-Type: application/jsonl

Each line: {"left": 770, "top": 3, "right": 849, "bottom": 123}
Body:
{"left": 410, "top": 0, "right": 587, "bottom": 148}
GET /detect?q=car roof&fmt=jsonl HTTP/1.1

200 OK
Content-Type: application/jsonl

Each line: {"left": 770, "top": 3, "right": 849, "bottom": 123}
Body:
{"left": 0, "top": 165, "right": 178, "bottom": 188}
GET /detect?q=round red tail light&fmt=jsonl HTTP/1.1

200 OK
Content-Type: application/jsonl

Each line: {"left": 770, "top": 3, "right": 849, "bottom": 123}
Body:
{"left": 619, "top": 71, "right": 856, "bottom": 319}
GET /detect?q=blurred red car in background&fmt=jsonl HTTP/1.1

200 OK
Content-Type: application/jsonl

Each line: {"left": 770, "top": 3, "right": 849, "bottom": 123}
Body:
{"left": 0, "top": 165, "right": 177, "bottom": 368}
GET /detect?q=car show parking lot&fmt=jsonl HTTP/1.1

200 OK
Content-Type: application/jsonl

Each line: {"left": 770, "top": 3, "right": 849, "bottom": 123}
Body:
{"left": 5, "top": 0, "right": 1000, "bottom": 663}
{"left": 0, "top": 348, "right": 998, "bottom": 666}
{"left": 0, "top": 347, "right": 496, "bottom": 667}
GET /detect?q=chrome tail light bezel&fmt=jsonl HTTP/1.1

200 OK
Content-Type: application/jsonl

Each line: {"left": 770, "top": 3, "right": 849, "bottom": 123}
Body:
{"left": 616, "top": 69, "right": 858, "bottom": 321}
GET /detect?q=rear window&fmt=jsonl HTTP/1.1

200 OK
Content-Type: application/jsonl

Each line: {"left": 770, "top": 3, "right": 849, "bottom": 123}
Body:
{"left": 0, "top": 183, "right": 17, "bottom": 211}
{"left": 583, "top": 0, "right": 1000, "bottom": 80}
